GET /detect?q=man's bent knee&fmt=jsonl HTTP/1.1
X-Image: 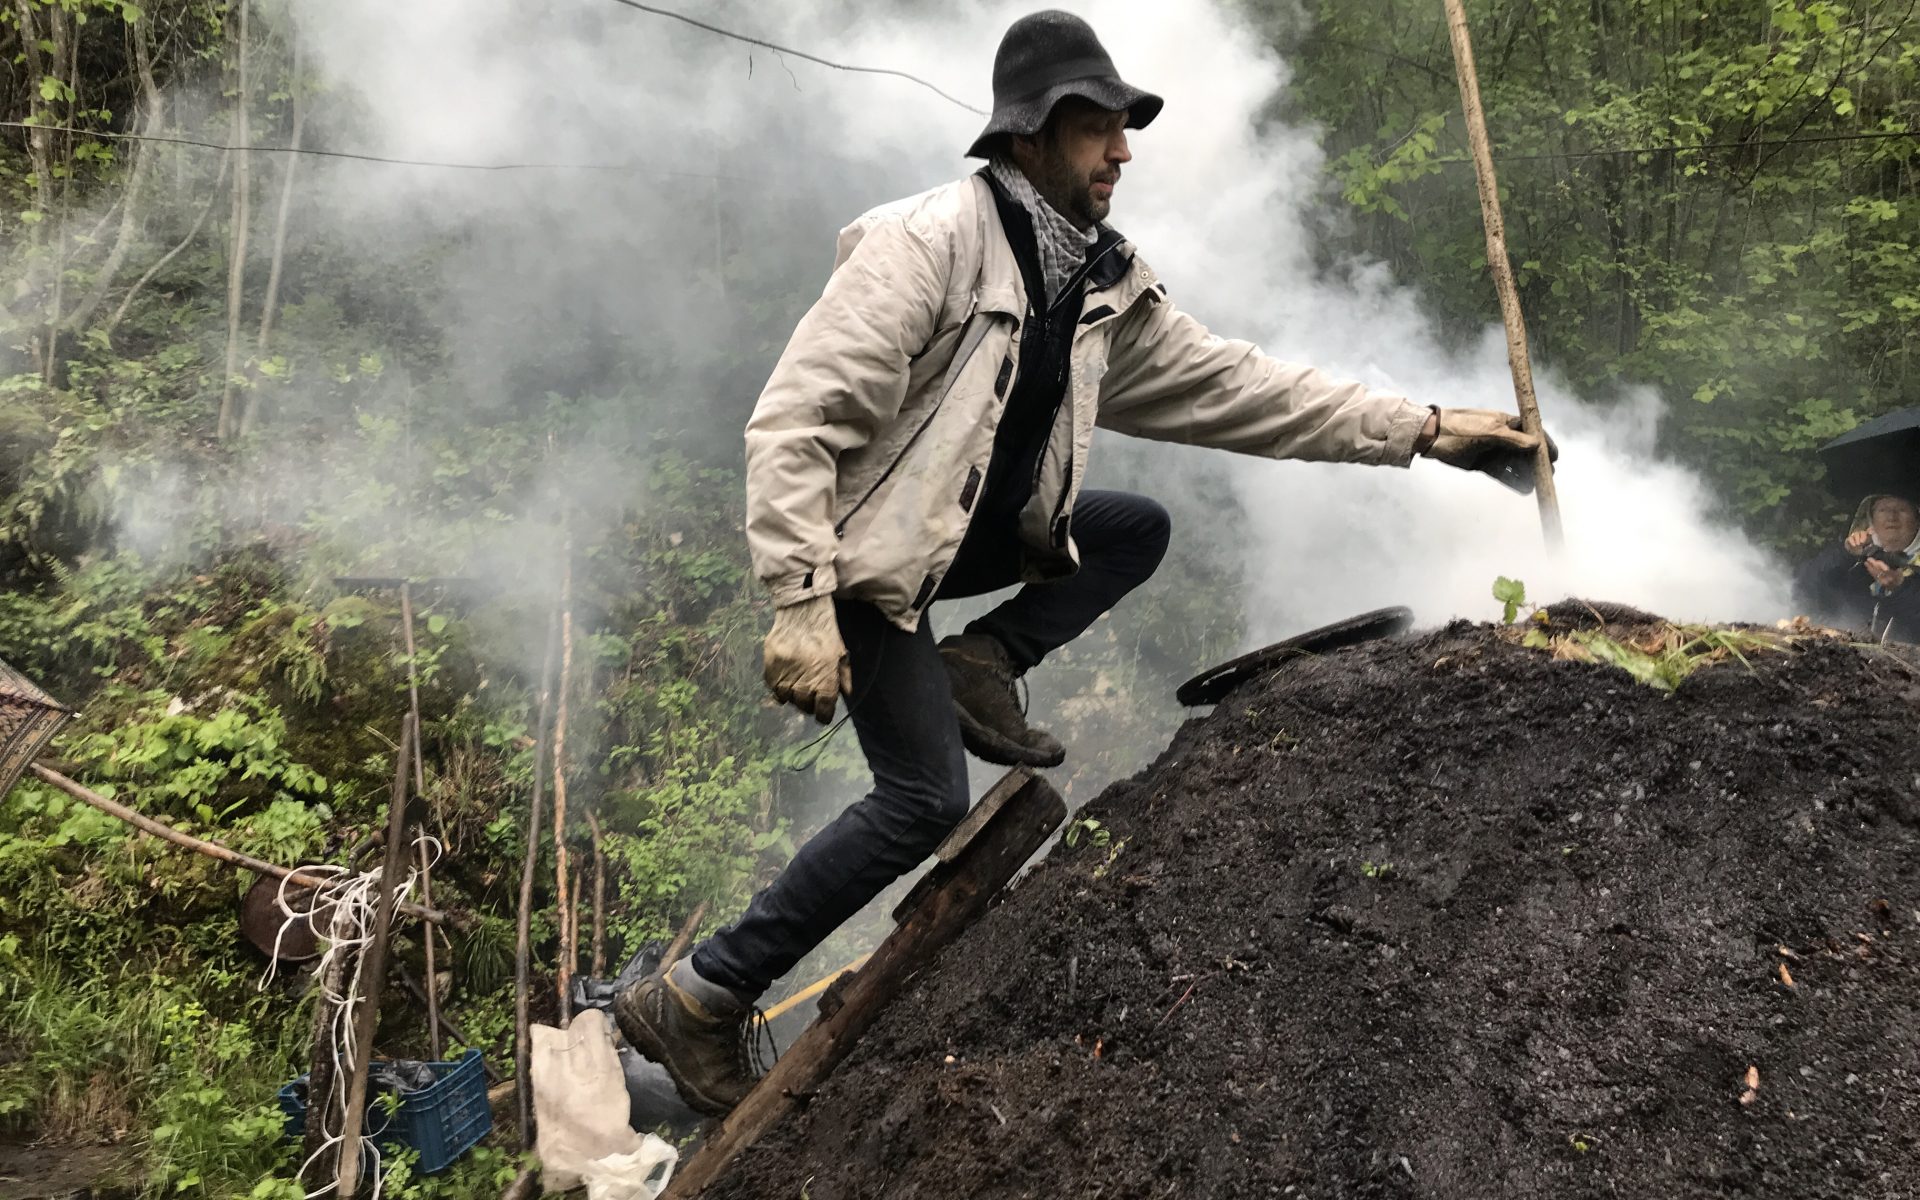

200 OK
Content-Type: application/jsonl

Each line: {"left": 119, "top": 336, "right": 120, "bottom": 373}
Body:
{"left": 1133, "top": 496, "right": 1172, "bottom": 562}
{"left": 892, "top": 772, "right": 970, "bottom": 855}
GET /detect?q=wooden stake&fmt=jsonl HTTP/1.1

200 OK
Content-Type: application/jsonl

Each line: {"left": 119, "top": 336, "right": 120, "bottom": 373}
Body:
{"left": 663, "top": 771, "right": 1066, "bottom": 1197}
{"left": 299, "top": 925, "right": 350, "bottom": 1176}
{"left": 1442, "top": 0, "right": 1565, "bottom": 549}
{"left": 661, "top": 900, "right": 708, "bottom": 969}
{"left": 565, "top": 860, "right": 583, "bottom": 999}
{"left": 334, "top": 721, "right": 414, "bottom": 1199}
{"left": 513, "top": 594, "right": 564, "bottom": 1150}
{"left": 398, "top": 586, "right": 443, "bottom": 1060}
{"left": 216, "top": 0, "right": 251, "bottom": 441}
{"left": 551, "top": 534, "right": 576, "bottom": 1022}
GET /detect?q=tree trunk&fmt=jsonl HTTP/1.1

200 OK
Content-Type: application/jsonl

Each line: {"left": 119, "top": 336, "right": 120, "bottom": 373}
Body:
{"left": 513, "top": 594, "right": 564, "bottom": 1149}
{"left": 62, "top": 20, "right": 165, "bottom": 335}
{"left": 41, "top": 2, "right": 74, "bottom": 382}
{"left": 106, "top": 152, "right": 230, "bottom": 334}
{"left": 551, "top": 533, "right": 576, "bottom": 1022}
{"left": 218, "top": 0, "right": 252, "bottom": 441}
{"left": 13, "top": 0, "right": 53, "bottom": 378}
{"left": 244, "top": 29, "right": 305, "bottom": 437}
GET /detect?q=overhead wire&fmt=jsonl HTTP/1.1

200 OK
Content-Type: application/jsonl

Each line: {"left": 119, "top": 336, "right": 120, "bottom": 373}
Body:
{"left": 596, "top": 0, "right": 987, "bottom": 116}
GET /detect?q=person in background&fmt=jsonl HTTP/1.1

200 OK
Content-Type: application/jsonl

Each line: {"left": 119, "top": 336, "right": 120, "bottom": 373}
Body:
{"left": 1794, "top": 492, "right": 1920, "bottom": 643}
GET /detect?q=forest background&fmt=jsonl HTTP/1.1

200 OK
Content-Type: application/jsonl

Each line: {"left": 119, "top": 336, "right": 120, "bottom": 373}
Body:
{"left": 0, "top": 0, "right": 1912, "bottom": 1195}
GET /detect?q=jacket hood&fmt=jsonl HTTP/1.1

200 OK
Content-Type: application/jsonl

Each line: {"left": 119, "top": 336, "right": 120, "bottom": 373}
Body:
{"left": 1850, "top": 492, "right": 1920, "bottom": 536}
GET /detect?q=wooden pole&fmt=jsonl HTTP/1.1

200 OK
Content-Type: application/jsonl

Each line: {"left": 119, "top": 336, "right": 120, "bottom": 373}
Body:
{"left": 398, "top": 585, "right": 444, "bottom": 1060}
{"left": 1441, "top": 0, "right": 1565, "bottom": 549}
{"left": 299, "top": 925, "right": 350, "bottom": 1176}
{"left": 26, "top": 763, "right": 449, "bottom": 926}
{"left": 661, "top": 900, "right": 708, "bottom": 969}
{"left": 663, "top": 771, "right": 1066, "bottom": 1197}
{"left": 513, "top": 593, "right": 564, "bottom": 1149}
{"left": 551, "top": 533, "right": 576, "bottom": 1022}
{"left": 334, "top": 721, "right": 414, "bottom": 1199}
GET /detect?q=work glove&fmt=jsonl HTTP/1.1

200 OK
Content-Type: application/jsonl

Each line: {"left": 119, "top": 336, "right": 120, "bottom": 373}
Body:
{"left": 762, "top": 595, "right": 851, "bottom": 724}
{"left": 1422, "top": 407, "right": 1558, "bottom": 472}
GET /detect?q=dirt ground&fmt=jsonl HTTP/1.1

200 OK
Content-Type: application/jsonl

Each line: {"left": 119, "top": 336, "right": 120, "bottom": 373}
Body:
{"left": 0, "top": 1139, "right": 133, "bottom": 1200}
{"left": 707, "top": 616, "right": 1920, "bottom": 1199}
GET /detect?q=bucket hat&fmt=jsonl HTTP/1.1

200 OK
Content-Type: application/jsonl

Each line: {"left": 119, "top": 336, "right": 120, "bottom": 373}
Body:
{"left": 966, "top": 11, "right": 1162, "bottom": 158}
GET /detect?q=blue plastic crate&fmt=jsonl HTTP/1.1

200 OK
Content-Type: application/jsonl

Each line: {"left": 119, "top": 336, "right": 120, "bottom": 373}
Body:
{"left": 278, "top": 1051, "right": 491, "bottom": 1175}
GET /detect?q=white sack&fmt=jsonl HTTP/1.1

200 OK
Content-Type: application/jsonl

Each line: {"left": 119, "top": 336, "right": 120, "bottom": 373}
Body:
{"left": 530, "top": 1010, "right": 677, "bottom": 1199}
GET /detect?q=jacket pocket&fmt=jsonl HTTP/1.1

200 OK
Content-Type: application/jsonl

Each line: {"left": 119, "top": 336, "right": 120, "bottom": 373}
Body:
{"left": 958, "top": 465, "right": 982, "bottom": 512}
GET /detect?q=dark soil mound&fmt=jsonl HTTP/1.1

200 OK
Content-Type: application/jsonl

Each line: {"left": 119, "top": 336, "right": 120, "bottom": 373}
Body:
{"left": 708, "top": 621, "right": 1920, "bottom": 1200}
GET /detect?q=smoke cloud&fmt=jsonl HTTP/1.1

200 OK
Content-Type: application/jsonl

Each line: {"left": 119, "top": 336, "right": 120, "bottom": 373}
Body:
{"left": 257, "top": 0, "right": 1786, "bottom": 639}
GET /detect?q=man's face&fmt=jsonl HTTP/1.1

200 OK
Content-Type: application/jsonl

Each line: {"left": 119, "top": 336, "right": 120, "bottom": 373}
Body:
{"left": 1012, "top": 100, "right": 1132, "bottom": 229}
{"left": 1871, "top": 498, "right": 1919, "bottom": 550}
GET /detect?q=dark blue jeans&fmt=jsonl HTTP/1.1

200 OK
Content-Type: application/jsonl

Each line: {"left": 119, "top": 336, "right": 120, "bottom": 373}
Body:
{"left": 692, "top": 490, "right": 1171, "bottom": 997}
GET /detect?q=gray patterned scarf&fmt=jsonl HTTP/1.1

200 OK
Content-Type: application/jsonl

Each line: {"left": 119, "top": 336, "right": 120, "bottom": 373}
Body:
{"left": 988, "top": 158, "right": 1097, "bottom": 307}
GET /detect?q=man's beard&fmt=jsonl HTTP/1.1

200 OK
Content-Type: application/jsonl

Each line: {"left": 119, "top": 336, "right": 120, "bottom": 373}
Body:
{"left": 1031, "top": 151, "right": 1112, "bottom": 229}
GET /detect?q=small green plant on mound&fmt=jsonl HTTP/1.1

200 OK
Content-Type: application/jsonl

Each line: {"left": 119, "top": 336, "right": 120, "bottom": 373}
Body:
{"left": 1493, "top": 578, "right": 1790, "bottom": 693}
{"left": 1064, "top": 816, "right": 1126, "bottom": 878}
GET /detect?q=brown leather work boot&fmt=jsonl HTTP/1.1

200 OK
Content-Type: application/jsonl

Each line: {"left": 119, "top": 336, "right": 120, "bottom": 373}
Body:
{"left": 938, "top": 633, "right": 1066, "bottom": 768}
{"left": 612, "top": 969, "right": 761, "bottom": 1117}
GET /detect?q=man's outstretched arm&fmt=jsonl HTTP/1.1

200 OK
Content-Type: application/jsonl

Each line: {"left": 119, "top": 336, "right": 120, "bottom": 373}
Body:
{"left": 1097, "top": 296, "right": 1533, "bottom": 469}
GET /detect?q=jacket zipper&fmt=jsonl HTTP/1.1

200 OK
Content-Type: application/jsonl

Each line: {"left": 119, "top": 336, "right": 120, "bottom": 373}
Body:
{"left": 1023, "top": 241, "right": 1119, "bottom": 513}
{"left": 835, "top": 241, "right": 1121, "bottom": 541}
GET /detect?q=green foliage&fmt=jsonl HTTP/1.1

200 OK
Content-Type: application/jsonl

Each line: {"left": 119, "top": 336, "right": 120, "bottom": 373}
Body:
{"left": 1519, "top": 619, "right": 1786, "bottom": 691}
{"left": 1283, "top": 0, "right": 1920, "bottom": 552}
{"left": 145, "top": 1000, "right": 295, "bottom": 1195}
{"left": 1064, "top": 816, "right": 1126, "bottom": 878}
{"left": 1493, "top": 576, "right": 1528, "bottom": 624}
{"left": 56, "top": 691, "right": 333, "bottom": 826}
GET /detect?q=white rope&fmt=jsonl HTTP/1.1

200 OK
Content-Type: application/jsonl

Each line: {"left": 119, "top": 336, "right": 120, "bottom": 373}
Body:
{"left": 262, "top": 835, "right": 444, "bottom": 1200}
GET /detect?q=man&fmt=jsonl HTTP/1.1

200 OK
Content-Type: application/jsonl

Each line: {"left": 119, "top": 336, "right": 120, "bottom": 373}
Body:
{"left": 615, "top": 10, "right": 1545, "bottom": 1114}
{"left": 1794, "top": 492, "right": 1920, "bottom": 642}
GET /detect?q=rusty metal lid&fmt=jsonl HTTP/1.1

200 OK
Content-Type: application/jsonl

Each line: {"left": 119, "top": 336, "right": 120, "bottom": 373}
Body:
{"left": 1177, "top": 606, "right": 1416, "bottom": 706}
{"left": 241, "top": 875, "right": 325, "bottom": 962}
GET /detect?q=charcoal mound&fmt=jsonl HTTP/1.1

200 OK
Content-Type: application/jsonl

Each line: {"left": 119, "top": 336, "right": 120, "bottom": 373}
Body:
{"left": 710, "top": 619, "right": 1920, "bottom": 1199}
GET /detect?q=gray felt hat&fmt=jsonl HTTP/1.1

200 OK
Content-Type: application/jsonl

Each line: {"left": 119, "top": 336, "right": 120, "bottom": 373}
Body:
{"left": 966, "top": 11, "right": 1163, "bottom": 159}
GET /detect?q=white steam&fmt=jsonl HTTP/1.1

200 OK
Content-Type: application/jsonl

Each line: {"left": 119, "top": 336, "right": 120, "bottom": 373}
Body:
{"left": 300, "top": 0, "right": 1780, "bottom": 632}
{"left": 161, "top": 0, "right": 1787, "bottom": 630}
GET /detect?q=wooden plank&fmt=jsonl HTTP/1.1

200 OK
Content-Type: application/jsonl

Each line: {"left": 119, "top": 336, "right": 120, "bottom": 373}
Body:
{"left": 663, "top": 770, "right": 1066, "bottom": 1198}
{"left": 934, "top": 767, "right": 1032, "bottom": 863}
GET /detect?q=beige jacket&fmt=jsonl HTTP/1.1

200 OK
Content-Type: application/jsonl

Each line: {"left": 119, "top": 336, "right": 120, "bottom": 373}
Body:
{"left": 744, "top": 174, "right": 1429, "bottom": 630}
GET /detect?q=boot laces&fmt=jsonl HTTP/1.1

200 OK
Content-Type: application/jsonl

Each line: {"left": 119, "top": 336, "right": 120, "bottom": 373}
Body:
{"left": 735, "top": 1006, "right": 780, "bottom": 1079}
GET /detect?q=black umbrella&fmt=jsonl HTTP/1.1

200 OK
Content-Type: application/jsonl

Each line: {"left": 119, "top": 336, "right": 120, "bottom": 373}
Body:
{"left": 1818, "top": 406, "right": 1920, "bottom": 506}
